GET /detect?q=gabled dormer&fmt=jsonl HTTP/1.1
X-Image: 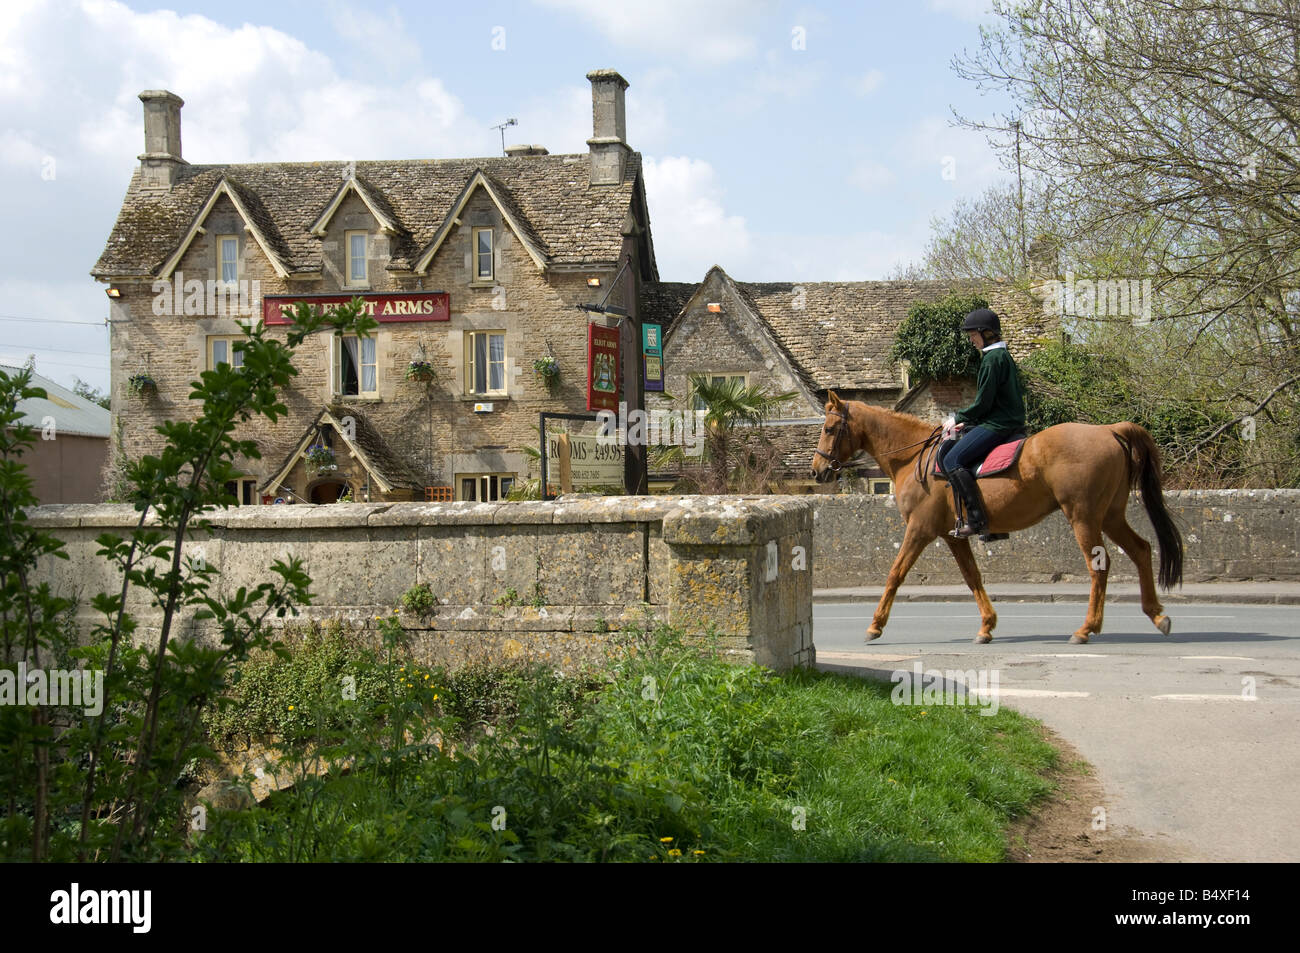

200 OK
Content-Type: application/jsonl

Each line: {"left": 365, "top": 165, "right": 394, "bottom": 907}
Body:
{"left": 157, "top": 176, "right": 291, "bottom": 280}
{"left": 413, "top": 169, "right": 548, "bottom": 277}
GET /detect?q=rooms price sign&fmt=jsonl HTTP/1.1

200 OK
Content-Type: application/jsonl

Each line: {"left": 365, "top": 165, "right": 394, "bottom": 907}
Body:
{"left": 587, "top": 323, "right": 620, "bottom": 412}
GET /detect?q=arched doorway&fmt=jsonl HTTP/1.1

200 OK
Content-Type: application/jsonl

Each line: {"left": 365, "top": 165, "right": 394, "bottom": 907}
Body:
{"left": 308, "top": 479, "right": 351, "bottom": 504}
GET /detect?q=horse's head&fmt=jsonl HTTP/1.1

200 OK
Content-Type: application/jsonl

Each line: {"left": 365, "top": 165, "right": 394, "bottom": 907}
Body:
{"left": 811, "top": 391, "right": 851, "bottom": 483}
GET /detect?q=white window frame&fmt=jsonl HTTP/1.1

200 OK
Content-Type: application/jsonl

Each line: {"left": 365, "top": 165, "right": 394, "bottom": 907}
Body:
{"left": 456, "top": 472, "right": 515, "bottom": 502}
{"left": 218, "top": 235, "right": 239, "bottom": 285}
{"left": 333, "top": 333, "right": 379, "bottom": 398}
{"left": 465, "top": 330, "right": 507, "bottom": 396}
{"left": 472, "top": 227, "right": 494, "bottom": 283}
{"left": 208, "top": 335, "right": 246, "bottom": 370}
{"left": 693, "top": 373, "right": 747, "bottom": 412}
{"left": 223, "top": 477, "right": 260, "bottom": 505}
{"left": 345, "top": 230, "right": 368, "bottom": 287}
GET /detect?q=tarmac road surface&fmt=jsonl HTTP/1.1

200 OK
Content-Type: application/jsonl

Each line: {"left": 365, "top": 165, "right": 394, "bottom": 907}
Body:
{"left": 812, "top": 599, "right": 1300, "bottom": 862}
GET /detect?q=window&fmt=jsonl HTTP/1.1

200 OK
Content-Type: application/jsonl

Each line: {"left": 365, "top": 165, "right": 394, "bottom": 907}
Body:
{"left": 457, "top": 473, "right": 515, "bottom": 501}
{"left": 425, "top": 486, "right": 454, "bottom": 502}
{"left": 346, "top": 230, "right": 368, "bottom": 286}
{"left": 335, "top": 334, "right": 378, "bottom": 397}
{"left": 218, "top": 235, "right": 239, "bottom": 285}
{"left": 223, "top": 478, "right": 260, "bottom": 505}
{"left": 692, "top": 373, "right": 747, "bottom": 412}
{"left": 870, "top": 479, "right": 894, "bottom": 495}
{"left": 466, "top": 330, "right": 507, "bottom": 395}
{"left": 208, "top": 336, "right": 245, "bottom": 370}
{"left": 473, "top": 227, "right": 493, "bottom": 282}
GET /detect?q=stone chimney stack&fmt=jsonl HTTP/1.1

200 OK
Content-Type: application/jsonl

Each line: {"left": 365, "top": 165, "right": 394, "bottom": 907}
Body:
{"left": 138, "top": 90, "right": 186, "bottom": 190}
{"left": 586, "top": 69, "right": 629, "bottom": 186}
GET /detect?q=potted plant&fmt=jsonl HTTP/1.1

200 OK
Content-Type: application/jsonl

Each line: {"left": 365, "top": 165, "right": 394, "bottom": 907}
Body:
{"left": 127, "top": 372, "right": 157, "bottom": 397}
{"left": 306, "top": 445, "right": 336, "bottom": 472}
{"left": 533, "top": 355, "right": 560, "bottom": 387}
{"left": 406, "top": 359, "right": 436, "bottom": 383}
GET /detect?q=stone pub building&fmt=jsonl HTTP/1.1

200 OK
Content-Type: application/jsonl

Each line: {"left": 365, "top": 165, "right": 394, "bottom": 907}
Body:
{"left": 93, "top": 70, "right": 657, "bottom": 503}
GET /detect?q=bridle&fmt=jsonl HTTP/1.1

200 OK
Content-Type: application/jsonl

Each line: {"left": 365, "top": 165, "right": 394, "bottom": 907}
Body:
{"left": 816, "top": 404, "right": 945, "bottom": 480}
{"left": 814, "top": 408, "right": 851, "bottom": 472}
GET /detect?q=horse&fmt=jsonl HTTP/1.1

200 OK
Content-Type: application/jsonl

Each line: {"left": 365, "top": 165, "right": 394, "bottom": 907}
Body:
{"left": 809, "top": 392, "right": 1183, "bottom": 644}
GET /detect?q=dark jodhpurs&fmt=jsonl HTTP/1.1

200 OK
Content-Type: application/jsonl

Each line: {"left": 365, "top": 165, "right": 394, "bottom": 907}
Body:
{"left": 938, "top": 424, "right": 1017, "bottom": 474}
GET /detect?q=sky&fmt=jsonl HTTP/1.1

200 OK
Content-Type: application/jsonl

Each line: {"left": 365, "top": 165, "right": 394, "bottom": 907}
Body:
{"left": 0, "top": 0, "right": 1015, "bottom": 394}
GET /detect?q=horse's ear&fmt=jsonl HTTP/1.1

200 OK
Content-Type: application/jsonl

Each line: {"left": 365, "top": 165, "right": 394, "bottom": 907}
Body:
{"left": 828, "top": 390, "right": 843, "bottom": 409}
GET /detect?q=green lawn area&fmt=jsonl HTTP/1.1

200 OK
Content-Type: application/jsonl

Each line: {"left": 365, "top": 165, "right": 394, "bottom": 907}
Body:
{"left": 197, "top": 624, "right": 1058, "bottom": 862}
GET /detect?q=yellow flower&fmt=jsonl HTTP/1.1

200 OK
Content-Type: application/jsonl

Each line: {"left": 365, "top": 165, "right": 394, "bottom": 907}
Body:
{"left": 424, "top": 674, "right": 430, "bottom": 680}
{"left": 288, "top": 705, "right": 294, "bottom": 711}
{"left": 668, "top": 849, "right": 681, "bottom": 857}
{"left": 660, "top": 836, "right": 673, "bottom": 843}
{"left": 433, "top": 694, "right": 440, "bottom": 700}
{"left": 693, "top": 850, "right": 704, "bottom": 855}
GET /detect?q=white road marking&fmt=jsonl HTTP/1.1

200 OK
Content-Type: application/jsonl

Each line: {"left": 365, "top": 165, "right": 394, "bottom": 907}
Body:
{"left": 1152, "top": 694, "right": 1258, "bottom": 702}
{"left": 984, "top": 688, "right": 1091, "bottom": 698}
{"left": 1179, "top": 655, "right": 1253, "bottom": 660}
{"left": 818, "top": 652, "right": 919, "bottom": 662}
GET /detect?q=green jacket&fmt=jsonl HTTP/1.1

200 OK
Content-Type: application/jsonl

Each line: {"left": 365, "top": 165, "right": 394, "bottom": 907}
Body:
{"left": 954, "top": 344, "right": 1026, "bottom": 434}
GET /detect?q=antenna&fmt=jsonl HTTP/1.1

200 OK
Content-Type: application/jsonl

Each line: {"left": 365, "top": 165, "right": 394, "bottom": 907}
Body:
{"left": 491, "top": 118, "right": 518, "bottom": 156}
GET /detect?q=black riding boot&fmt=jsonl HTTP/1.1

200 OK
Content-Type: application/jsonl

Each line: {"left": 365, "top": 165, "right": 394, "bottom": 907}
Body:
{"left": 948, "top": 467, "right": 988, "bottom": 539}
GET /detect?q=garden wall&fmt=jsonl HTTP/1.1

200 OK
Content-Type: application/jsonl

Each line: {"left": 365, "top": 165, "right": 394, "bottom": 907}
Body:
{"left": 27, "top": 496, "right": 815, "bottom": 672}
{"left": 811, "top": 489, "right": 1300, "bottom": 588}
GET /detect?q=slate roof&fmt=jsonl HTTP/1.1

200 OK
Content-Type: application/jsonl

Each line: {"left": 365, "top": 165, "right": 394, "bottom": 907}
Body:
{"left": 639, "top": 281, "right": 696, "bottom": 329}
{"left": 93, "top": 154, "right": 645, "bottom": 279}
{"left": 652, "top": 271, "right": 994, "bottom": 393}
{"left": 263, "top": 405, "right": 424, "bottom": 493}
{"left": 0, "top": 365, "right": 110, "bottom": 438}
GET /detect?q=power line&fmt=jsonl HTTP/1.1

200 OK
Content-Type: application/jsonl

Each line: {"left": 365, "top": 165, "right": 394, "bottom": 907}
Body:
{"left": 0, "top": 355, "right": 108, "bottom": 371}
{"left": 0, "top": 314, "right": 107, "bottom": 326}
{"left": 0, "top": 342, "right": 110, "bottom": 356}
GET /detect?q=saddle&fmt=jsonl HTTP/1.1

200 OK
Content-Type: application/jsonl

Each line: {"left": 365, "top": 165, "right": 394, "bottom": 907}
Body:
{"left": 932, "top": 432, "right": 1028, "bottom": 481}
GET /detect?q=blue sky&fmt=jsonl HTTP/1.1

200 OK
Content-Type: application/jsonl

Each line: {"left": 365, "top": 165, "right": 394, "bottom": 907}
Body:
{"left": 0, "top": 0, "right": 1013, "bottom": 392}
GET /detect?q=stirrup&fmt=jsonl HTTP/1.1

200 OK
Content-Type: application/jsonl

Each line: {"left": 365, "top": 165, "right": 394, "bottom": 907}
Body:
{"left": 949, "top": 520, "right": 981, "bottom": 539}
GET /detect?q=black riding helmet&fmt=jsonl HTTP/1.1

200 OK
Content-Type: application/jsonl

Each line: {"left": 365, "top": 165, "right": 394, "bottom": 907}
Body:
{"left": 961, "top": 307, "right": 1001, "bottom": 336}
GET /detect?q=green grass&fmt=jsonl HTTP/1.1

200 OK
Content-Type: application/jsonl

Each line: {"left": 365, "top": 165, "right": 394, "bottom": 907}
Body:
{"left": 196, "top": 626, "right": 1058, "bottom": 862}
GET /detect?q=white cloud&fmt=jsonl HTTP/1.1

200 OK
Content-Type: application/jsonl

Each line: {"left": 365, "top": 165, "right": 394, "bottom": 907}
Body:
{"left": 532, "top": 0, "right": 770, "bottom": 63}
{"left": 903, "top": 115, "right": 1005, "bottom": 193}
{"left": 643, "top": 155, "right": 929, "bottom": 281}
{"left": 854, "top": 69, "right": 884, "bottom": 96}
{"left": 643, "top": 155, "right": 753, "bottom": 279}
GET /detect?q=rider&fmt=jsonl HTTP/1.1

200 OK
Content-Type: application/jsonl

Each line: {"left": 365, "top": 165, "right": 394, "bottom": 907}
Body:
{"left": 938, "top": 307, "right": 1027, "bottom": 539}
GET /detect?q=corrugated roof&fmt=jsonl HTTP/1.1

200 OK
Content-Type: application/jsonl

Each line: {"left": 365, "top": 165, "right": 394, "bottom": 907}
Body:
{"left": 0, "top": 365, "right": 111, "bottom": 438}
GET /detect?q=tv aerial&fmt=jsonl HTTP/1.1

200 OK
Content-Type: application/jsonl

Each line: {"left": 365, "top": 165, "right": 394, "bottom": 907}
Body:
{"left": 491, "top": 118, "right": 518, "bottom": 156}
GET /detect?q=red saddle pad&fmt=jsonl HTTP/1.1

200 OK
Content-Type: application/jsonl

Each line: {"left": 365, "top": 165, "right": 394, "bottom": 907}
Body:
{"left": 933, "top": 436, "right": 1027, "bottom": 479}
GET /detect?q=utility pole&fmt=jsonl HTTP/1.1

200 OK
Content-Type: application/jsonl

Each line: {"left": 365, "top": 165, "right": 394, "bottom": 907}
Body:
{"left": 1011, "top": 118, "right": 1026, "bottom": 275}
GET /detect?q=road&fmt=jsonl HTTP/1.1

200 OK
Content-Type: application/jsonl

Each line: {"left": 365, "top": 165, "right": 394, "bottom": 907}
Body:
{"left": 812, "top": 601, "right": 1300, "bottom": 862}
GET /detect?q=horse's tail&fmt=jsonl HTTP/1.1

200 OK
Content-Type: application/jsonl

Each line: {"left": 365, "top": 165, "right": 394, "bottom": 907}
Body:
{"left": 1111, "top": 422, "right": 1184, "bottom": 590}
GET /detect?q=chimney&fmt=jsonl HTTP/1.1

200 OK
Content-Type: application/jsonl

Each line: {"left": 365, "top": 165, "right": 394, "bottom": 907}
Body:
{"left": 138, "top": 90, "right": 186, "bottom": 190}
{"left": 504, "top": 144, "right": 550, "bottom": 157}
{"left": 586, "top": 69, "right": 629, "bottom": 186}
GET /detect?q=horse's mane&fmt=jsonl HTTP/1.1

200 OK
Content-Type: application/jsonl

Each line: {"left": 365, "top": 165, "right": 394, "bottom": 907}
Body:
{"left": 843, "top": 399, "right": 936, "bottom": 436}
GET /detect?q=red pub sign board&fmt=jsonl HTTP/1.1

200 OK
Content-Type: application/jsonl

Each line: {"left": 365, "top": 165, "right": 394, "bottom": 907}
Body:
{"left": 262, "top": 291, "right": 450, "bottom": 325}
{"left": 587, "top": 323, "right": 620, "bottom": 412}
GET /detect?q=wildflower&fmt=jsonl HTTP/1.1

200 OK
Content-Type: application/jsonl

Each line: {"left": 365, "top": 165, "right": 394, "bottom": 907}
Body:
{"left": 660, "top": 836, "right": 673, "bottom": 843}
{"left": 693, "top": 850, "right": 704, "bottom": 856}
{"left": 288, "top": 705, "right": 295, "bottom": 711}
{"left": 668, "top": 849, "right": 681, "bottom": 857}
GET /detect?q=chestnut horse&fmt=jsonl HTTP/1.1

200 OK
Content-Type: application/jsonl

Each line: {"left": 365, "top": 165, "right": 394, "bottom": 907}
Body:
{"left": 810, "top": 392, "right": 1183, "bottom": 644}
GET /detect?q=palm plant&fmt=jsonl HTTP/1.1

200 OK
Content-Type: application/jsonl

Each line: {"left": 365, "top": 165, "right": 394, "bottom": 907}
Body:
{"left": 655, "top": 376, "right": 796, "bottom": 493}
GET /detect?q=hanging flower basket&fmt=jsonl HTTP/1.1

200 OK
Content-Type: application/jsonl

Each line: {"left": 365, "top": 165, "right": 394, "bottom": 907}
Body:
{"left": 306, "top": 445, "right": 336, "bottom": 472}
{"left": 533, "top": 356, "right": 560, "bottom": 385}
{"left": 406, "top": 360, "right": 436, "bottom": 383}
{"left": 127, "top": 373, "right": 157, "bottom": 397}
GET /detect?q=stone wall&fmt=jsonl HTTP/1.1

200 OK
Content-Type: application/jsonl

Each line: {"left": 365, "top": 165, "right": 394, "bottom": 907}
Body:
{"left": 28, "top": 496, "right": 815, "bottom": 672}
{"left": 811, "top": 489, "right": 1300, "bottom": 587}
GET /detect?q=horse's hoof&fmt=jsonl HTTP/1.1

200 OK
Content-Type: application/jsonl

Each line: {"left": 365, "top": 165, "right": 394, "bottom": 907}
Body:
{"left": 974, "top": 633, "right": 992, "bottom": 644}
{"left": 1155, "top": 615, "right": 1172, "bottom": 636}
{"left": 865, "top": 627, "right": 882, "bottom": 642}
{"left": 1069, "top": 633, "right": 1090, "bottom": 644}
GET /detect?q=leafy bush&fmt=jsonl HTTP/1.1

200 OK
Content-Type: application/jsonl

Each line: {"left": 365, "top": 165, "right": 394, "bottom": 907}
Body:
{"left": 889, "top": 293, "right": 988, "bottom": 382}
{"left": 400, "top": 583, "right": 437, "bottom": 617}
